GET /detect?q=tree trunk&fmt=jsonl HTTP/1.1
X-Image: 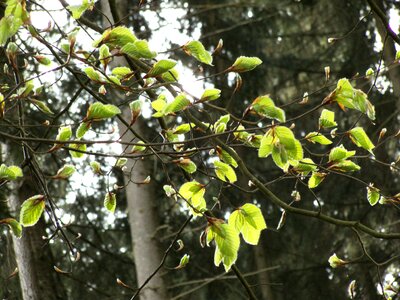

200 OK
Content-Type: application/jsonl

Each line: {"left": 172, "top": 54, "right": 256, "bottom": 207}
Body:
{"left": 8, "top": 179, "right": 66, "bottom": 300}
{"left": 100, "top": 1, "right": 169, "bottom": 299}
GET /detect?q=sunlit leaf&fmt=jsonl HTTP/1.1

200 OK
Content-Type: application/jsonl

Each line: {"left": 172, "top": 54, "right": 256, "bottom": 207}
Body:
{"left": 104, "top": 192, "right": 116, "bottom": 213}
{"left": 183, "top": 40, "right": 213, "bottom": 65}
{"left": 229, "top": 56, "right": 262, "bottom": 73}
{"left": 305, "top": 132, "right": 332, "bottom": 145}
{"left": 348, "top": 127, "right": 375, "bottom": 153}
{"left": 20, "top": 195, "right": 45, "bottom": 227}
{"left": 86, "top": 102, "right": 121, "bottom": 121}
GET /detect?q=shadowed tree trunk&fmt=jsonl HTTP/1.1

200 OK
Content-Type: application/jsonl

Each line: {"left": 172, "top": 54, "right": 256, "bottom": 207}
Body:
{"left": 101, "top": 1, "right": 169, "bottom": 299}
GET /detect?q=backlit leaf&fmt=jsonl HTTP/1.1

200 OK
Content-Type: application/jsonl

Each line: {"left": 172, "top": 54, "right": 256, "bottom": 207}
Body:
{"left": 229, "top": 56, "right": 262, "bottom": 73}
{"left": 20, "top": 195, "right": 45, "bottom": 227}
{"left": 183, "top": 40, "right": 213, "bottom": 65}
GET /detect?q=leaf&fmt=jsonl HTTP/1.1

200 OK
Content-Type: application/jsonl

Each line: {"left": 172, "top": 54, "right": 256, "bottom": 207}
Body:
{"left": 99, "top": 44, "right": 111, "bottom": 66}
{"left": 173, "top": 123, "right": 195, "bottom": 134}
{"left": 328, "top": 253, "right": 347, "bottom": 268}
{"left": 0, "top": 164, "right": 23, "bottom": 181}
{"left": 308, "top": 172, "right": 326, "bottom": 189}
{"left": 293, "top": 158, "right": 318, "bottom": 174}
{"left": 305, "top": 132, "right": 332, "bottom": 145}
{"left": 86, "top": 102, "right": 121, "bottom": 121}
{"left": 177, "top": 158, "right": 197, "bottom": 174}
{"left": 0, "top": 218, "right": 22, "bottom": 238}
{"left": 216, "top": 146, "right": 238, "bottom": 168}
{"left": 20, "top": 195, "right": 45, "bottom": 227}
{"left": 258, "top": 131, "right": 274, "bottom": 158}
{"left": 121, "top": 40, "right": 157, "bottom": 59}
{"left": 175, "top": 254, "right": 190, "bottom": 269}
{"left": 229, "top": 203, "right": 267, "bottom": 245}
{"left": 367, "top": 185, "right": 380, "bottom": 206}
{"left": 183, "top": 40, "right": 213, "bottom": 65}
{"left": 76, "top": 122, "right": 91, "bottom": 139}
{"left": 161, "top": 68, "right": 179, "bottom": 82}
{"left": 251, "top": 95, "right": 286, "bottom": 122}
{"left": 164, "top": 94, "right": 190, "bottom": 114}
{"left": 111, "top": 66, "right": 132, "bottom": 78}
{"left": 214, "top": 114, "right": 230, "bottom": 133}
{"left": 104, "top": 192, "right": 116, "bottom": 213}
{"left": 211, "top": 223, "right": 240, "bottom": 272}
{"left": 146, "top": 59, "right": 177, "bottom": 77}
{"left": 214, "top": 160, "right": 237, "bottom": 183}
{"left": 33, "top": 55, "right": 51, "bottom": 66}
{"left": 348, "top": 127, "right": 375, "bottom": 153}
{"left": 129, "top": 100, "right": 142, "bottom": 123}
{"left": 131, "top": 141, "right": 146, "bottom": 153}
{"left": 229, "top": 56, "right": 262, "bottom": 73}
{"left": 83, "top": 67, "right": 103, "bottom": 82}
{"left": 319, "top": 109, "right": 337, "bottom": 128}
{"left": 200, "top": 89, "right": 221, "bottom": 102}
{"left": 93, "top": 26, "right": 137, "bottom": 48}
{"left": 67, "top": 0, "right": 94, "bottom": 19}
{"left": 30, "top": 99, "right": 54, "bottom": 115}
{"left": 275, "top": 126, "right": 296, "bottom": 149}
{"left": 178, "top": 181, "right": 206, "bottom": 216}
{"left": 271, "top": 143, "right": 288, "bottom": 170}
{"left": 116, "top": 158, "right": 127, "bottom": 168}
{"left": 330, "top": 160, "right": 360, "bottom": 172}
{"left": 56, "top": 125, "right": 72, "bottom": 142}
{"left": 69, "top": 142, "right": 86, "bottom": 159}
{"left": 90, "top": 161, "right": 102, "bottom": 175}
{"left": 53, "top": 164, "right": 76, "bottom": 179}
{"left": 328, "top": 145, "right": 355, "bottom": 162}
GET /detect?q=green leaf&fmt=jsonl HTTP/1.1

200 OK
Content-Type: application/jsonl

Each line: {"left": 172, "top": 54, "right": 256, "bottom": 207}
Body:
{"left": 90, "top": 161, "right": 102, "bottom": 175}
{"left": 86, "top": 102, "right": 121, "bottom": 121}
{"left": 116, "top": 158, "right": 127, "bottom": 168}
{"left": 214, "top": 114, "right": 230, "bottom": 133}
{"left": 229, "top": 203, "right": 267, "bottom": 245}
{"left": 111, "top": 66, "right": 132, "bottom": 78}
{"left": 328, "top": 145, "right": 356, "bottom": 162}
{"left": 67, "top": 0, "right": 94, "bottom": 19}
{"left": 271, "top": 143, "right": 288, "bottom": 170}
{"left": 330, "top": 160, "right": 360, "bottom": 172}
{"left": 258, "top": 131, "right": 274, "bottom": 158}
{"left": 214, "top": 160, "right": 237, "bottom": 183}
{"left": 319, "top": 109, "right": 337, "bottom": 128}
{"left": 251, "top": 95, "right": 286, "bottom": 122}
{"left": 0, "top": 164, "right": 23, "bottom": 181}
{"left": 164, "top": 93, "right": 190, "bottom": 114}
{"left": 69, "top": 142, "right": 86, "bottom": 159}
{"left": 200, "top": 89, "right": 221, "bottom": 102}
{"left": 175, "top": 254, "right": 190, "bottom": 269}
{"left": 161, "top": 68, "right": 179, "bottom": 82}
{"left": 33, "top": 55, "right": 52, "bottom": 66}
{"left": 177, "top": 158, "right": 197, "bottom": 174}
{"left": 146, "top": 59, "right": 177, "bottom": 77}
{"left": 216, "top": 146, "right": 238, "bottom": 168}
{"left": 131, "top": 141, "right": 146, "bottom": 153}
{"left": 229, "top": 56, "right": 262, "bottom": 73}
{"left": 99, "top": 44, "right": 111, "bottom": 66}
{"left": 121, "top": 40, "right": 157, "bottom": 59}
{"left": 308, "top": 172, "right": 326, "bottom": 189}
{"left": 328, "top": 253, "right": 347, "bottom": 268}
{"left": 104, "top": 192, "right": 116, "bottom": 213}
{"left": 348, "top": 127, "right": 375, "bottom": 153}
{"left": 1, "top": 218, "right": 22, "bottom": 238}
{"left": 367, "top": 185, "right": 380, "bottom": 206}
{"left": 30, "top": 99, "right": 54, "bottom": 115}
{"left": 305, "top": 132, "right": 332, "bottom": 145}
{"left": 275, "top": 126, "right": 296, "bottom": 149}
{"left": 20, "top": 195, "right": 45, "bottom": 227}
{"left": 93, "top": 26, "right": 137, "bottom": 48}
{"left": 178, "top": 181, "right": 206, "bottom": 216}
{"left": 293, "top": 158, "right": 318, "bottom": 174}
{"left": 173, "top": 123, "right": 195, "bottom": 134}
{"left": 76, "top": 122, "right": 91, "bottom": 139}
{"left": 56, "top": 125, "right": 72, "bottom": 142}
{"left": 210, "top": 223, "right": 240, "bottom": 272}
{"left": 84, "top": 67, "right": 103, "bottom": 82}
{"left": 183, "top": 40, "right": 213, "bottom": 65}
{"left": 53, "top": 164, "right": 76, "bottom": 179}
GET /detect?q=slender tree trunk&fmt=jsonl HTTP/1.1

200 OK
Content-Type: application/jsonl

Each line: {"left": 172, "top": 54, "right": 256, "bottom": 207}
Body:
{"left": 101, "top": 1, "right": 169, "bottom": 299}
{"left": 8, "top": 180, "right": 66, "bottom": 300}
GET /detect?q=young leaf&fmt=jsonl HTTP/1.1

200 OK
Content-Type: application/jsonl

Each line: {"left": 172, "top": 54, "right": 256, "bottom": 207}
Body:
{"left": 319, "top": 109, "right": 337, "bottom": 128}
{"left": 0, "top": 218, "right": 22, "bottom": 238}
{"left": 164, "top": 93, "right": 190, "bottom": 114}
{"left": 178, "top": 181, "right": 206, "bottom": 216}
{"left": 33, "top": 55, "right": 51, "bottom": 66}
{"left": 56, "top": 125, "right": 72, "bottom": 142}
{"left": 211, "top": 223, "right": 240, "bottom": 272}
{"left": 229, "top": 56, "right": 262, "bottom": 73}
{"left": 330, "top": 160, "right": 361, "bottom": 172}
{"left": 90, "top": 161, "right": 103, "bottom": 175}
{"left": 305, "top": 132, "right": 332, "bottom": 145}
{"left": 329, "top": 145, "right": 356, "bottom": 162}
{"left": 93, "top": 26, "right": 137, "bottom": 48}
{"left": 216, "top": 146, "right": 238, "bottom": 168}
{"left": 69, "top": 142, "right": 86, "bottom": 159}
{"left": 76, "top": 122, "right": 91, "bottom": 139}
{"left": 116, "top": 158, "right": 127, "bottom": 168}
{"left": 84, "top": 67, "right": 103, "bottom": 82}
{"left": 161, "top": 68, "right": 179, "bottom": 82}
{"left": 367, "top": 185, "right": 380, "bottom": 206}
{"left": 328, "top": 253, "right": 347, "bottom": 268}
{"left": 20, "top": 195, "right": 45, "bottom": 227}
{"left": 53, "top": 164, "right": 76, "bottom": 179}
{"left": 111, "top": 66, "right": 132, "bottom": 78}
{"left": 121, "top": 40, "right": 157, "bottom": 59}
{"left": 183, "top": 40, "right": 213, "bottom": 65}
{"left": 200, "top": 89, "right": 221, "bottom": 102}
{"left": 214, "top": 160, "right": 237, "bottom": 183}
{"left": 104, "top": 192, "right": 116, "bottom": 213}
{"left": 292, "top": 158, "right": 318, "bottom": 174}
{"left": 146, "top": 59, "right": 177, "bottom": 77}
{"left": 86, "top": 102, "right": 121, "bottom": 121}
{"left": 348, "top": 127, "right": 375, "bottom": 153}
{"left": 99, "top": 44, "right": 111, "bottom": 66}
{"left": 229, "top": 203, "right": 267, "bottom": 245}
{"left": 251, "top": 95, "right": 286, "bottom": 122}
{"left": 30, "top": 99, "right": 54, "bottom": 115}
{"left": 67, "top": 0, "right": 94, "bottom": 19}
{"left": 258, "top": 131, "right": 274, "bottom": 158}
{"left": 0, "top": 164, "right": 23, "bottom": 181}
{"left": 177, "top": 158, "right": 197, "bottom": 174}
{"left": 308, "top": 172, "right": 326, "bottom": 189}
{"left": 175, "top": 254, "right": 190, "bottom": 269}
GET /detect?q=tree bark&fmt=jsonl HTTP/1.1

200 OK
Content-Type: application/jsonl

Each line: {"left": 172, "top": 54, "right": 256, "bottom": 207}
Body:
{"left": 100, "top": 1, "right": 169, "bottom": 299}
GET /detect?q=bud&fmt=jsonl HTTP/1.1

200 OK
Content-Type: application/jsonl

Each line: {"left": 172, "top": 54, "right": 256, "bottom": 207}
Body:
{"left": 324, "top": 66, "right": 330, "bottom": 81}
{"left": 328, "top": 253, "right": 347, "bottom": 268}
